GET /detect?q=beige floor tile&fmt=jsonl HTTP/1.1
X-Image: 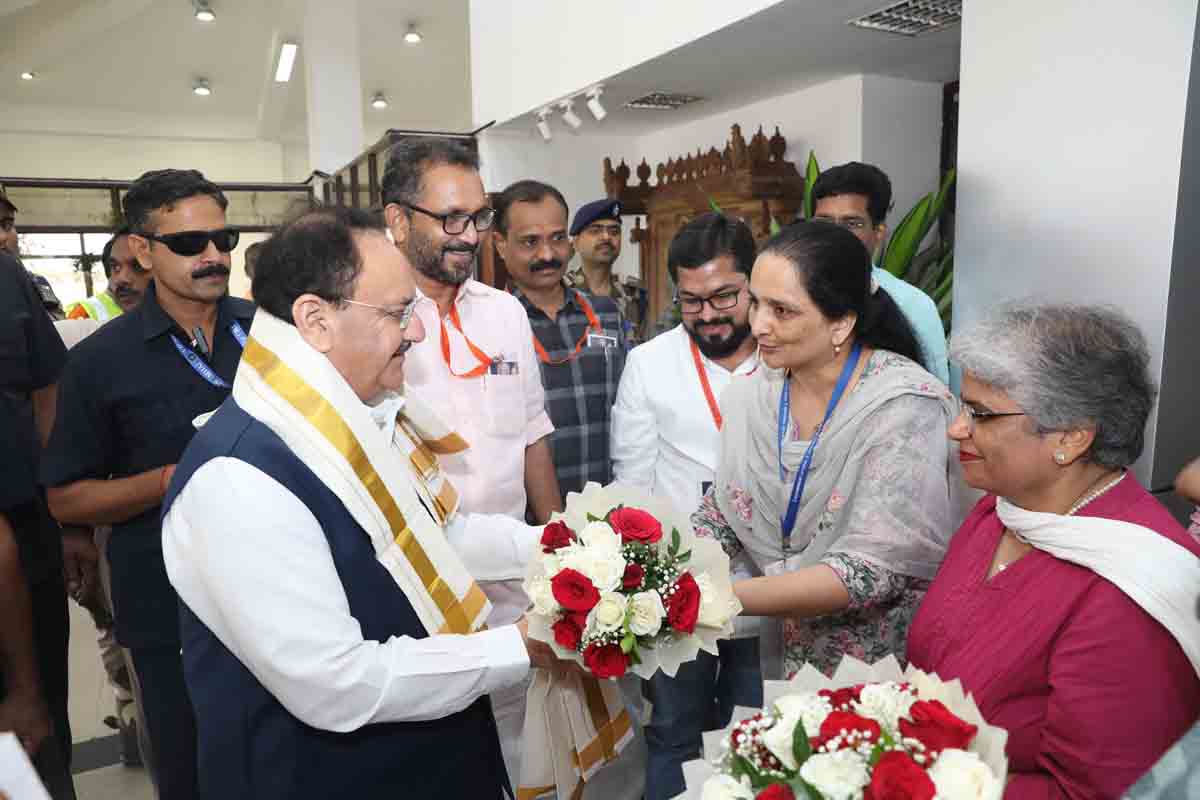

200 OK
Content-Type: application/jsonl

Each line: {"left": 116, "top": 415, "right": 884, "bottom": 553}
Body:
{"left": 72, "top": 764, "right": 154, "bottom": 800}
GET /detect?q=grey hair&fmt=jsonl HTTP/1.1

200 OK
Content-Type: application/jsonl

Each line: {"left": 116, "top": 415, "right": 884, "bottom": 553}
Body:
{"left": 950, "top": 304, "right": 1156, "bottom": 469}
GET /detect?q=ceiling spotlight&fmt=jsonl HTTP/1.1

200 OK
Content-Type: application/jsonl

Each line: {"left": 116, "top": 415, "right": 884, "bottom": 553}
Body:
{"left": 370, "top": 92, "right": 389, "bottom": 110}
{"left": 192, "top": 0, "right": 215, "bottom": 22}
{"left": 559, "top": 99, "right": 582, "bottom": 130}
{"left": 19, "top": 71, "right": 35, "bottom": 81}
{"left": 404, "top": 24, "right": 422, "bottom": 44}
{"left": 585, "top": 86, "right": 607, "bottom": 121}
{"left": 274, "top": 42, "right": 298, "bottom": 83}
{"left": 193, "top": 78, "right": 212, "bottom": 96}
{"left": 536, "top": 108, "right": 553, "bottom": 141}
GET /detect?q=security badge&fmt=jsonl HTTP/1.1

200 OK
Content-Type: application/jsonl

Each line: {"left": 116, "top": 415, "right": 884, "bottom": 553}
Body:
{"left": 586, "top": 330, "right": 618, "bottom": 349}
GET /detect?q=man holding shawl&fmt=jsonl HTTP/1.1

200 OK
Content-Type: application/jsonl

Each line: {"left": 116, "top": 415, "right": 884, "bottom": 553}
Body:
{"left": 161, "top": 207, "right": 563, "bottom": 799}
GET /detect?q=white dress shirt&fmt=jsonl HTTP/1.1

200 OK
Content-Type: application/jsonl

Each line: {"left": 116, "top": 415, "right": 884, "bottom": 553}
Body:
{"left": 611, "top": 324, "right": 761, "bottom": 636}
{"left": 162, "top": 455, "right": 537, "bottom": 733}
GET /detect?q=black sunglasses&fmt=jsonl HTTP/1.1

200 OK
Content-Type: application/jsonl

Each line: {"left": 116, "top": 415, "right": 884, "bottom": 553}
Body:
{"left": 140, "top": 227, "right": 240, "bottom": 256}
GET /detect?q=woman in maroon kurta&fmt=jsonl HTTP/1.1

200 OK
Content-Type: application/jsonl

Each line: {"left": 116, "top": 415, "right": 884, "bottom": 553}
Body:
{"left": 907, "top": 305, "right": 1200, "bottom": 799}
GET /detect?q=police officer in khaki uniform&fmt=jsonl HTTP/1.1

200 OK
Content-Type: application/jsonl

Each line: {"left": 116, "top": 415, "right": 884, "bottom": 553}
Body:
{"left": 566, "top": 199, "right": 647, "bottom": 342}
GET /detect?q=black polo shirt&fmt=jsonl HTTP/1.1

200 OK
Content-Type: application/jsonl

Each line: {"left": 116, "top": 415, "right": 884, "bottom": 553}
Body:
{"left": 0, "top": 253, "right": 67, "bottom": 584}
{"left": 41, "top": 283, "right": 254, "bottom": 649}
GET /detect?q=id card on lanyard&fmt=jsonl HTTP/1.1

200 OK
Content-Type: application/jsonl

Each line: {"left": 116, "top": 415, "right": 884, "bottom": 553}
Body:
{"left": 777, "top": 343, "right": 861, "bottom": 559}
{"left": 170, "top": 320, "right": 247, "bottom": 389}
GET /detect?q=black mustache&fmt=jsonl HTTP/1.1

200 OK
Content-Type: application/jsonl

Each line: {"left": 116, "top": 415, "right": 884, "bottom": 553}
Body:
{"left": 529, "top": 259, "right": 563, "bottom": 273}
{"left": 696, "top": 318, "right": 735, "bottom": 332}
{"left": 111, "top": 284, "right": 137, "bottom": 296}
{"left": 192, "top": 264, "right": 230, "bottom": 280}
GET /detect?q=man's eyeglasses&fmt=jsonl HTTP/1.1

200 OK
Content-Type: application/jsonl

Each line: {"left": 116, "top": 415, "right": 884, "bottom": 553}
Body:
{"left": 675, "top": 288, "right": 743, "bottom": 315}
{"left": 957, "top": 398, "right": 1026, "bottom": 435}
{"left": 140, "top": 227, "right": 240, "bottom": 256}
{"left": 812, "top": 215, "right": 872, "bottom": 232}
{"left": 343, "top": 298, "right": 419, "bottom": 328}
{"left": 405, "top": 203, "right": 495, "bottom": 235}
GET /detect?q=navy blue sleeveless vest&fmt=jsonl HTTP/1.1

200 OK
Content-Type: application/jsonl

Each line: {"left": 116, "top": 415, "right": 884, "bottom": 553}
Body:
{"left": 164, "top": 399, "right": 509, "bottom": 799}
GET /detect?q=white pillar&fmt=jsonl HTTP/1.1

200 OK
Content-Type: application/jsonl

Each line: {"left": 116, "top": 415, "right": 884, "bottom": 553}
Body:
{"left": 303, "top": 0, "right": 365, "bottom": 174}
{"left": 954, "top": 0, "right": 1200, "bottom": 489}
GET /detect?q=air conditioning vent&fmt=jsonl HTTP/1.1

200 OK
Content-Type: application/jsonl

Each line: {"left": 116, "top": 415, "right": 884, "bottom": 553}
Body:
{"left": 623, "top": 92, "right": 704, "bottom": 111}
{"left": 848, "top": 0, "right": 961, "bottom": 36}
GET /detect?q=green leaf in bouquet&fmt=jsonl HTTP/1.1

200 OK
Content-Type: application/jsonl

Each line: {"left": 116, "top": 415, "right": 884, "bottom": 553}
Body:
{"left": 730, "top": 754, "right": 770, "bottom": 790}
{"left": 792, "top": 717, "right": 812, "bottom": 769}
{"left": 676, "top": 549, "right": 692, "bottom": 563}
{"left": 586, "top": 512, "right": 602, "bottom": 523}
{"left": 792, "top": 779, "right": 825, "bottom": 800}
{"left": 620, "top": 633, "right": 636, "bottom": 654}
{"left": 629, "top": 647, "right": 642, "bottom": 666}
{"left": 670, "top": 528, "right": 681, "bottom": 556}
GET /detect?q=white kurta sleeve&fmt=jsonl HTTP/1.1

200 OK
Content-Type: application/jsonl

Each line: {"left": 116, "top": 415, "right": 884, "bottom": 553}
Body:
{"left": 161, "top": 457, "right": 529, "bottom": 733}
{"left": 610, "top": 347, "right": 658, "bottom": 489}
{"left": 443, "top": 512, "right": 541, "bottom": 582}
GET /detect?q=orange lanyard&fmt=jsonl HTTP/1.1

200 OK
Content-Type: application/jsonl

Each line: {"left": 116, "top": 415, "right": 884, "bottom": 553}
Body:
{"left": 439, "top": 304, "right": 495, "bottom": 378}
{"left": 533, "top": 290, "right": 602, "bottom": 366}
{"left": 690, "top": 338, "right": 723, "bottom": 430}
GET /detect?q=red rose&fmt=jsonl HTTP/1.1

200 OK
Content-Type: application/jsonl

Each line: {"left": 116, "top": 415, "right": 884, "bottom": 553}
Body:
{"left": 551, "top": 568, "right": 600, "bottom": 612}
{"left": 756, "top": 786, "right": 795, "bottom": 800}
{"left": 582, "top": 642, "right": 628, "bottom": 679}
{"left": 608, "top": 506, "right": 664, "bottom": 544}
{"left": 551, "top": 612, "right": 586, "bottom": 651}
{"left": 898, "top": 699, "right": 978, "bottom": 755}
{"left": 666, "top": 572, "right": 701, "bottom": 634}
{"left": 819, "top": 684, "right": 865, "bottom": 709}
{"left": 622, "top": 563, "right": 645, "bottom": 590}
{"left": 814, "top": 711, "right": 882, "bottom": 750}
{"left": 541, "top": 520, "right": 575, "bottom": 553}
{"left": 865, "top": 751, "right": 935, "bottom": 800}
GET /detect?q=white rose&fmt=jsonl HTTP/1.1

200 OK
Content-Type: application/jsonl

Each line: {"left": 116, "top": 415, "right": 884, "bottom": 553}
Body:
{"left": 798, "top": 750, "right": 871, "bottom": 800}
{"left": 694, "top": 572, "right": 734, "bottom": 628}
{"left": 927, "top": 749, "right": 1000, "bottom": 800}
{"left": 854, "top": 682, "right": 917, "bottom": 732}
{"left": 579, "top": 520, "right": 622, "bottom": 553}
{"left": 761, "top": 713, "right": 803, "bottom": 771}
{"left": 560, "top": 546, "right": 626, "bottom": 593}
{"left": 542, "top": 553, "right": 562, "bottom": 575}
{"left": 699, "top": 774, "right": 755, "bottom": 800}
{"left": 773, "top": 693, "right": 833, "bottom": 744}
{"left": 526, "top": 574, "right": 559, "bottom": 616}
{"left": 627, "top": 590, "right": 665, "bottom": 637}
{"left": 587, "top": 592, "right": 628, "bottom": 635}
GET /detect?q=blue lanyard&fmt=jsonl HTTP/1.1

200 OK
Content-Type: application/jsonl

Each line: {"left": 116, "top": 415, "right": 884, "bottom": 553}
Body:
{"left": 777, "top": 343, "right": 862, "bottom": 553}
{"left": 169, "top": 320, "right": 247, "bottom": 389}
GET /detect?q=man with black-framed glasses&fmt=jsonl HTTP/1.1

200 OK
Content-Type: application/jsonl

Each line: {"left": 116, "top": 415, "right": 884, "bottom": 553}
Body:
{"left": 611, "top": 212, "right": 763, "bottom": 800}
{"left": 42, "top": 168, "right": 253, "bottom": 800}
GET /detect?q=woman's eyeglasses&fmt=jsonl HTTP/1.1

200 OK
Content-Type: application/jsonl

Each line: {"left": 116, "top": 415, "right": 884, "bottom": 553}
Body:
{"left": 957, "top": 398, "right": 1026, "bottom": 434}
{"left": 140, "top": 227, "right": 240, "bottom": 256}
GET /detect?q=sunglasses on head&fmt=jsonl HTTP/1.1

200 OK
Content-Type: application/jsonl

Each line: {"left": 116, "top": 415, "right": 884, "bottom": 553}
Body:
{"left": 140, "top": 227, "right": 240, "bottom": 256}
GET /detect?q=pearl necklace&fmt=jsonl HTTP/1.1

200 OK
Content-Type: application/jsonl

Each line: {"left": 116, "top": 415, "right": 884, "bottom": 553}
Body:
{"left": 994, "top": 471, "right": 1126, "bottom": 574}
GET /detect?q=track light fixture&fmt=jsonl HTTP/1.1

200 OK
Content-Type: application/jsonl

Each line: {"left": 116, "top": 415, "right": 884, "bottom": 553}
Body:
{"left": 536, "top": 108, "right": 553, "bottom": 141}
{"left": 585, "top": 86, "right": 606, "bottom": 121}
{"left": 559, "top": 99, "right": 582, "bottom": 130}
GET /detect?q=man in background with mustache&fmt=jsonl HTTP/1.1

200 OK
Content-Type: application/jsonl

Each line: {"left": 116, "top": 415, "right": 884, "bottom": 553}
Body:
{"left": 42, "top": 169, "right": 252, "bottom": 800}
{"left": 65, "top": 227, "right": 152, "bottom": 321}
{"left": 610, "top": 212, "right": 763, "bottom": 800}
{"left": 495, "top": 180, "right": 627, "bottom": 500}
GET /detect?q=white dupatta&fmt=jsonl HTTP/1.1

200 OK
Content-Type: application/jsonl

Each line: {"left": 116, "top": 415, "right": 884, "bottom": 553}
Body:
{"left": 232, "top": 310, "right": 491, "bottom": 637}
{"left": 996, "top": 490, "right": 1200, "bottom": 678}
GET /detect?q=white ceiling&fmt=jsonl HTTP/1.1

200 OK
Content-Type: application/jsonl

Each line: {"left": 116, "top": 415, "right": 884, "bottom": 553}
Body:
{"left": 493, "top": 0, "right": 961, "bottom": 136}
{"left": 0, "top": 0, "right": 473, "bottom": 144}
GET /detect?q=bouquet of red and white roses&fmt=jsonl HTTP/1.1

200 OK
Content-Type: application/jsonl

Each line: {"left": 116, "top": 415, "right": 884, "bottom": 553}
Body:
{"left": 681, "top": 657, "right": 1008, "bottom": 800}
{"left": 525, "top": 482, "right": 741, "bottom": 680}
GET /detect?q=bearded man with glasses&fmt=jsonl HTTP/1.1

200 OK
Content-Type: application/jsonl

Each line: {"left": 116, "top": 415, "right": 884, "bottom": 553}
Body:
{"left": 42, "top": 168, "right": 253, "bottom": 800}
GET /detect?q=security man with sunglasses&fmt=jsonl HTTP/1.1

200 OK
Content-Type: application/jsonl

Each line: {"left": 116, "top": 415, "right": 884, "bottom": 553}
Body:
{"left": 41, "top": 169, "right": 252, "bottom": 800}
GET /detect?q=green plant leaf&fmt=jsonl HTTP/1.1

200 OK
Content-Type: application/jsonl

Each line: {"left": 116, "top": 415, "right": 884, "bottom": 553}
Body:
{"left": 792, "top": 717, "right": 811, "bottom": 769}
{"left": 881, "top": 194, "right": 931, "bottom": 279}
{"left": 793, "top": 779, "right": 824, "bottom": 800}
{"left": 803, "top": 151, "right": 821, "bottom": 219}
{"left": 932, "top": 268, "right": 954, "bottom": 303}
{"left": 709, "top": 196, "right": 723, "bottom": 214}
{"left": 731, "top": 754, "right": 770, "bottom": 790}
{"left": 770, "top": 215, "right": 782, "bottom": 236}
{"left": 620, "top": 633, "right": 636, "bottom": 654}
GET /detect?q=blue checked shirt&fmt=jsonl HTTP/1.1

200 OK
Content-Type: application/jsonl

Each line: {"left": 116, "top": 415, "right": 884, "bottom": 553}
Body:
{"left": 511, "top": 285, "right": 627, "bottom": 498}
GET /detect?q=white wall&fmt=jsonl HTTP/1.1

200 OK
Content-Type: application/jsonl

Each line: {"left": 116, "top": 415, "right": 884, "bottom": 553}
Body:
{"left": 954, "top": 0, "right": 1199, "bottom": 481}
{"left": 861, "top": 75, "right": 943, "bottom": 229}
{"left": 0, "top": 132, "right": 287, "bottom": 182}
{"left": 469, "top": 0, "right": 782, "bottom": 127}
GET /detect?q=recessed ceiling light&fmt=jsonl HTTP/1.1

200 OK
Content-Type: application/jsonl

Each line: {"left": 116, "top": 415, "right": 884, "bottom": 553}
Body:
{"left": 193, "top": 0, "right": 215, "bottom": 22}
{"left": 275, "top": 42, "right": 298, "bottom": 83}
{"left": 848, "top": 0, "right": 961, "bottom": 36}
{"left": 370, "top": 92, "right": 389, "bottom": 110}
{"left": 404, "top": 24, "right": 422, "bottom": 44}
{"left": 624, "top": 91, "right": 704, "bottom": 110}
{"left": 19, "top": 71, "right": 35, "bottom": 81}
{"left": 193, "top": 78, "right": 212, "bottom": 96}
